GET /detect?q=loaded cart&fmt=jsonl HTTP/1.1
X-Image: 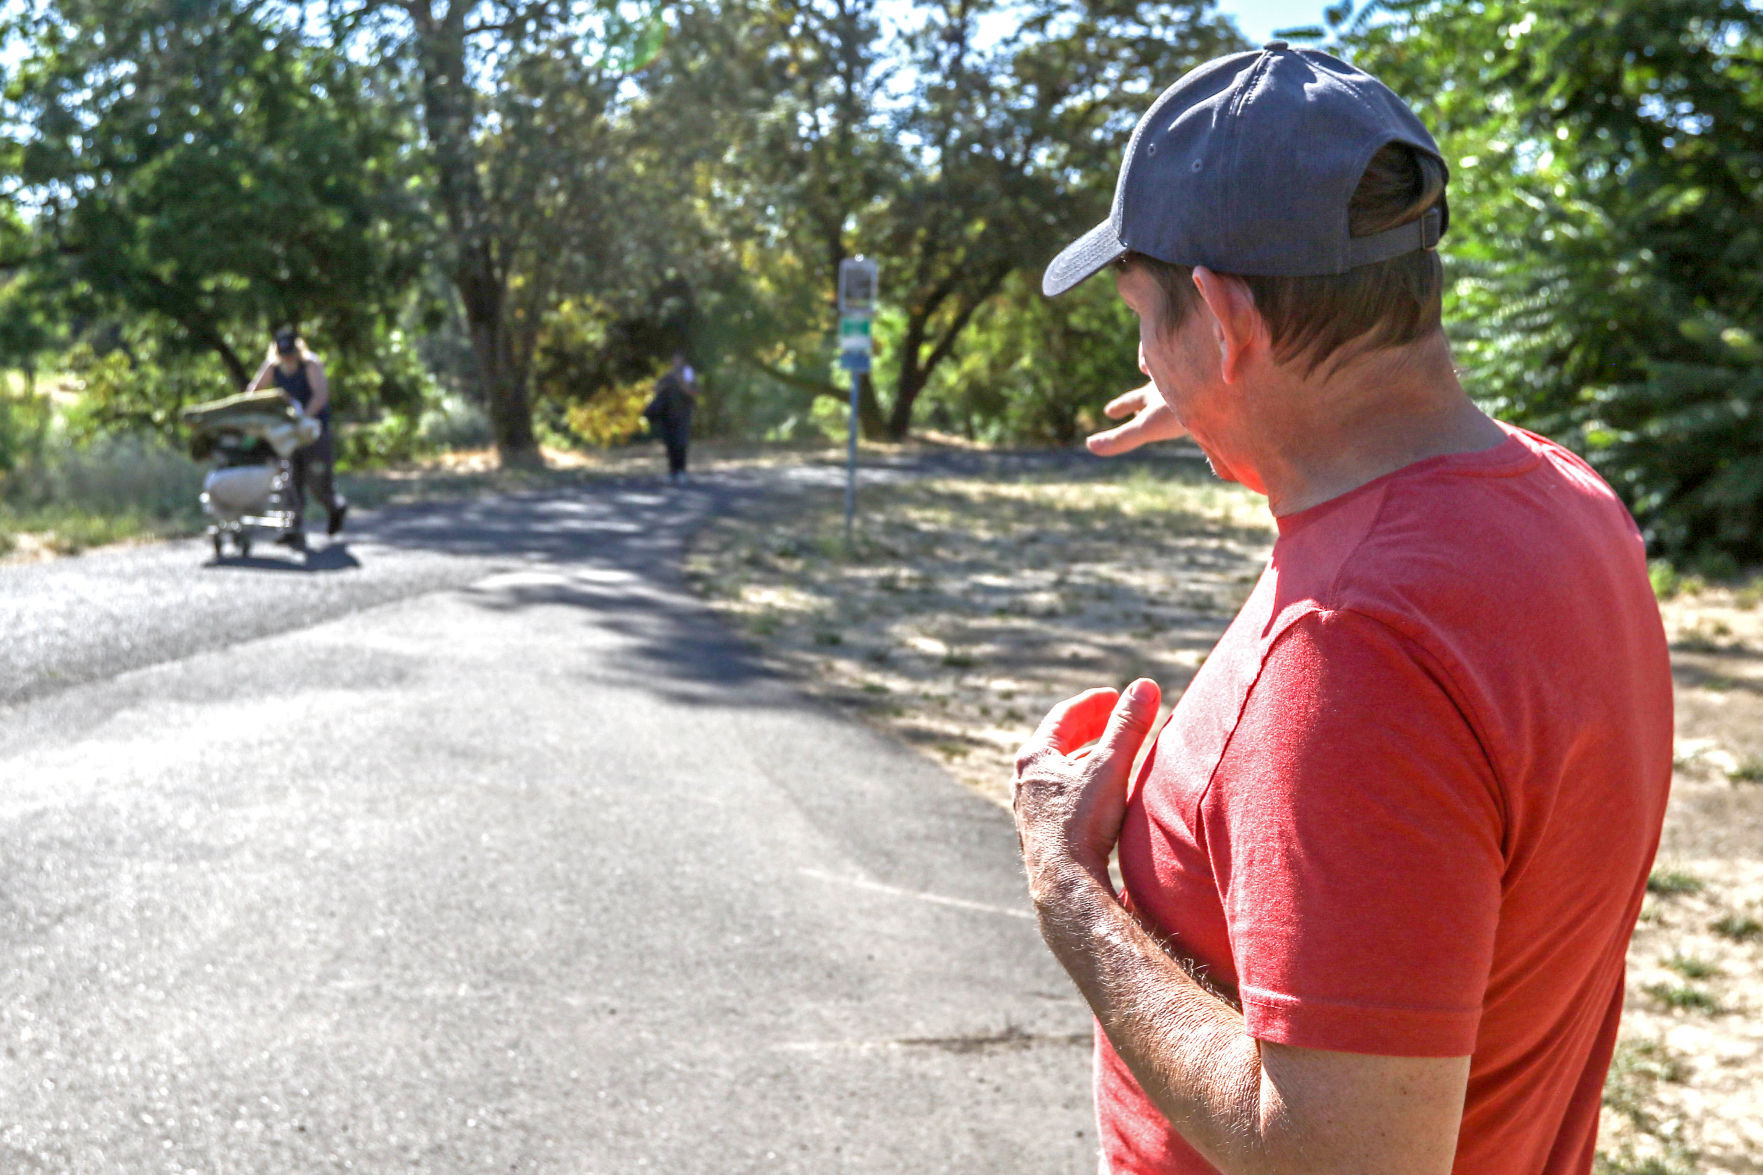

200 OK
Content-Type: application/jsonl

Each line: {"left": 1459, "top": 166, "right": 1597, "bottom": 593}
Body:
{"left": 181, "top": 390, "right": 321, "bottom": 560}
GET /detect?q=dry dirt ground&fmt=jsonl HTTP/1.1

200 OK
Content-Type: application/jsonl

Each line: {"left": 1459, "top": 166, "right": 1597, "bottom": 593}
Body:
{"left": 684, "top": 450, "right": 1763, "bottom": 1175}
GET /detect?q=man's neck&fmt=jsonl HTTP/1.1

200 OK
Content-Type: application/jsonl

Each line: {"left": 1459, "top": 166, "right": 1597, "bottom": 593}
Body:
{"left": 1246, "top": 336, "right": 1508, "bottom": 517}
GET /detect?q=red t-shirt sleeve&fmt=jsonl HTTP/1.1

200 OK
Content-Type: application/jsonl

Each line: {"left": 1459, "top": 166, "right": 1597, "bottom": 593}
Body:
{"left": 1202, "top": 608, "right": 1506, "bottom": 1057}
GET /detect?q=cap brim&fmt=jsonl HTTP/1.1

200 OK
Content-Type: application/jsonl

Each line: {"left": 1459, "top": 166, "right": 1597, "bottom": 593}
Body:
{"left": 1042, "top": 220, "right": 1128, "bottom": 297}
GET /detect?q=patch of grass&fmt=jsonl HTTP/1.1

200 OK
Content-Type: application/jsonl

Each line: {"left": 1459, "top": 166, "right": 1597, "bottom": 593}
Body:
{"left": 1644, "top": 981, "right": 1720, "bottom": 1014}
{"left": 1665, "top": 954, "right": 1719, "bottom": 980}
{"left": 1600, "top": 1038, "right": 1695, "bottom": 1173}
{"left": 1727, "top": 756, "right": 1763, "bottom": 784}
{"left": 1646, "top": 870, "right": 1704, "bottom": 897}
{"left": 1711, "top": 913, "right": 1762, "bottom": 941}
{"left": 941, "top": 650, "right": 977, "bottom": 670}
{"left": 1594, "top": 1151, "right": 1699, "bottom": 1175}
{"left": 1, "top": 431, "right": 209, "bottom": 555}
{"left": 1673, "top": 629, "right": 1726, "bottom": 654}
{"left": 0, "top": 505, "right": 179, "bottom": 554}
{"left": 813, "top": 630, "right": 843, "bottom": 646}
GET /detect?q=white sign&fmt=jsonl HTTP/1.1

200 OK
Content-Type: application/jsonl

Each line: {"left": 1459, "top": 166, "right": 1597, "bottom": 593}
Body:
{"left": 838, "top": 257, "right": 879, "bottom": 318}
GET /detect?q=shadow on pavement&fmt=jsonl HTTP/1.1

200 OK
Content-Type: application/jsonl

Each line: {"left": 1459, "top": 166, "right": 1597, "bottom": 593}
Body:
{"left": 205, "top": 542, "right": 362, "bottom": 573}
{"left": 354, "top": 478, "right": 765, "bottom": 588}
{"left": 462, "top": 565, "right": 784, "bottom": 708}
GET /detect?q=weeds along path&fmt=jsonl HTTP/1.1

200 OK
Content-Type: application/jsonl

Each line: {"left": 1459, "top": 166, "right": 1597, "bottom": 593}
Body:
{"left": 685, "top": 450, "right": 1763, "bottom": 1175}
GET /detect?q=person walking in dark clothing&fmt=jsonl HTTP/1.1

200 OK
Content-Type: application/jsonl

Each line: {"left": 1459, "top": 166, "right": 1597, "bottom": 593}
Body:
{"left": 648, "top": 352, "right": 700, "bottom": 484}
{"left": 247, "top": 330, "right": 348, "bottom": 543}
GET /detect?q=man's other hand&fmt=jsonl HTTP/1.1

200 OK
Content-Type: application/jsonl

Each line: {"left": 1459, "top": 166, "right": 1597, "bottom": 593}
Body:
{"left": 1086, "top": 381, "right": 1188, "bottom": 457}
{"left": 1012, "top": 679, "right": 1161, "bottom": 902}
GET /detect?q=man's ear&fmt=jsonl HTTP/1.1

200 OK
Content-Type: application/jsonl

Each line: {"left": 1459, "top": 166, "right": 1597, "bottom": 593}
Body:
{"left": 1191, "top": 267, "right": 1264, "bottom": 384}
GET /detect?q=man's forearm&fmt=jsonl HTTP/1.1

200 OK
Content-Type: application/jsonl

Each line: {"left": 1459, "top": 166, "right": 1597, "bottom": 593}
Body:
{"left": 1016, "top": 687, "right": 1468, "bottom": 1175}
{"left": 1033, "top": 867, "right": 1278, "bottom": 1175}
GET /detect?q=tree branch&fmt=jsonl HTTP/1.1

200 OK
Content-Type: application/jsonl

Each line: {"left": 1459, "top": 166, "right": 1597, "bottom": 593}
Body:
{"left": 734, "top": 350, "right": 840, "bottom": 400}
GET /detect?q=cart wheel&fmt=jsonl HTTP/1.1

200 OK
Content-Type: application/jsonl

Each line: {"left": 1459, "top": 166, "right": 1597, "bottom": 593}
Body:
{"left": 212, "top": 533, "right": 225, "bottom": 561}
{"left": 238, "top": 535, "right": 253, "bottom": 559}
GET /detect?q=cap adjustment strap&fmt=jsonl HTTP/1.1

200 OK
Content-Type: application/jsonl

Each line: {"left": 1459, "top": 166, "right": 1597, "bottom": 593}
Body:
{"left": 1344, "top": 205, "right": 1443, "bottom": 269}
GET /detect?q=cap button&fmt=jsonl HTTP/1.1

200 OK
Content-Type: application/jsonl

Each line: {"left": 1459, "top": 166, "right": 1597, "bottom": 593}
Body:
{"left": 1264, "top": 39, "right": 1289, "bottom": 51}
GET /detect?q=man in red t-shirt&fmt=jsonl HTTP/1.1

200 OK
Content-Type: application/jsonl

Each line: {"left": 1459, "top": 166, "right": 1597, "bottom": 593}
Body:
{"left": 1013, "top": 43, "right": 1673, "bottom": 1175}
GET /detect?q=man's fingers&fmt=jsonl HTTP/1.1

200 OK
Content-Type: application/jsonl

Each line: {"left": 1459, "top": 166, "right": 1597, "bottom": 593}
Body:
{"left": 1087, "top": 416, "right": 1152, "bottom": 457}
{"left": 1088, "top": 384, "right": 1187, "bottom": 458}
{"left": 1022, "top": 687, "right": 1120, "bottom": 762}
{"left": 1102, "top": 383, "right": 1154, "bottom": 419}
{"left": 1097, "top": 678, "right": 1162, "bottom": 761}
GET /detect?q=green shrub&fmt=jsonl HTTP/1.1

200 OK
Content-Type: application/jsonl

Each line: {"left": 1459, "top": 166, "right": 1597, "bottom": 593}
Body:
{"left": 336, "top": 412, "right": 427, "bottom": 470}
{"left": 418, "top": 394, "right": 493, "bottom": 451}
{"left": 0, "top": 384, "right": 54, "bottom": 474}
{"left": 1647, "top": 561, "right": 1681, "bottom": 600}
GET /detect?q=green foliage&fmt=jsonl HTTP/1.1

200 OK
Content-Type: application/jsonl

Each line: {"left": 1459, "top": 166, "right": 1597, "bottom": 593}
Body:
{"left": 58, "top": 339, "right": 232, "bottom": 442}
{"left": 641, "top": 0, "right": 1244, "bottom": 440}
{"left": 8, "top": 0, "right": 1763, "bottom": 558}
{"left": 919, "top": 272, "right": 1141, "bottom": 444}
{"left": 0, "top": 379, "right": 53, "bottom": 474}
{"left": 1336, "top": 0, "right": 1763, "bottom": 563}
{"left": 2, "top": 0, "right": 425, "bottom": 383}
{"left": 1648, "top": 561, "right": 1683, "bottom": 600}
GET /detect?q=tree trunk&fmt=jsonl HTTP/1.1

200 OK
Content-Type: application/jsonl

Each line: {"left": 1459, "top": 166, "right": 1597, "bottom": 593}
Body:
{"left": 463, "top": 277, "right": 539, "bottom": 463}
{"left": 885, "top": 267, "right": 1011, "bottom": 440}
{"left": 413, "top": 0, "right": 540, "bottom": 467}
{"left": 856, "top": 372, "right": 887, "bottom": 440}
{"left": 884, "top": 367, "right": 920, "bottom": 441}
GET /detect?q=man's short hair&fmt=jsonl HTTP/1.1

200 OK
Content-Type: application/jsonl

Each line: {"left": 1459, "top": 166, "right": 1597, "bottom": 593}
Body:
{"left": 1129, "top": 143, "right": 1447, "bottom": 376}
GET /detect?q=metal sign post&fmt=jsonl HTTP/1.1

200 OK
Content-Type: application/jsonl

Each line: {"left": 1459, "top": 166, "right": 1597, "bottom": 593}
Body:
{"left": 837, "top": 256, "right": 879, "bottom": 543}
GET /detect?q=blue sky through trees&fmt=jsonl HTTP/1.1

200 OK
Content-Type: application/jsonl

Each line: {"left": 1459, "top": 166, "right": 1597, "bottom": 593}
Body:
{"left": 1214, "top": 0, "right": 1331, "bottom": 43}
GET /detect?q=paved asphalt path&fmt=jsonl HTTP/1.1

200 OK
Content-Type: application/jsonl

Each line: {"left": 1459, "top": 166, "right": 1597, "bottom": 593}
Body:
{"left": 0, "top": 462, "right": 1099, "bottom": 1173}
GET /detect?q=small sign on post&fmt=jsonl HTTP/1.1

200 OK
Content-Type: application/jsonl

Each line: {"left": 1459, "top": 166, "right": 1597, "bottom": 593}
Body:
{"left": 837, "top": 256, "right": 879, "bottom": 539}
{"left": 838, "top": 317, "right": 872, "bottom": 372}
{"left": 839, "top": 257, "right": 879, "bottom": 317}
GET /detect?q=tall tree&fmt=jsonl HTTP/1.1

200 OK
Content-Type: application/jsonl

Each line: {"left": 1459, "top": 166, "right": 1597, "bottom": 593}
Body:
{"left": 333, "top": 0, "right": 663, "bottom": 464}
{"left": 647, "top": 0, "right": 1242, "bottom": 440}
{"left": 873, "top": 0, "right": 1243, "bottom": 437}
{"left": 2, "top": 0, "right": 422, "bottom": 387}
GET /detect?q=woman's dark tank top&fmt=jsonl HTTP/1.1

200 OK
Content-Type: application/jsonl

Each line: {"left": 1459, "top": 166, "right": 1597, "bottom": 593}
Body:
{"left": 272, "top": 360, "right": 329, "bottom": 425}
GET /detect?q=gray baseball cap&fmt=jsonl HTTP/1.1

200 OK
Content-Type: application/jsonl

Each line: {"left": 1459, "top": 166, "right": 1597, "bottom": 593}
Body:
{"left": 1043, "top": 42, "right": 1448, "bottom": 296}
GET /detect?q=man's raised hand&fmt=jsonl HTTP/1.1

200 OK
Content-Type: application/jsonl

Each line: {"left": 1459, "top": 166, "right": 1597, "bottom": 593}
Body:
{"left": 1012, "top": 679, "right": 1162, "bottom": 903}
{"left": 1086, "top": 382, "right": 1188, "bottom": 457}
